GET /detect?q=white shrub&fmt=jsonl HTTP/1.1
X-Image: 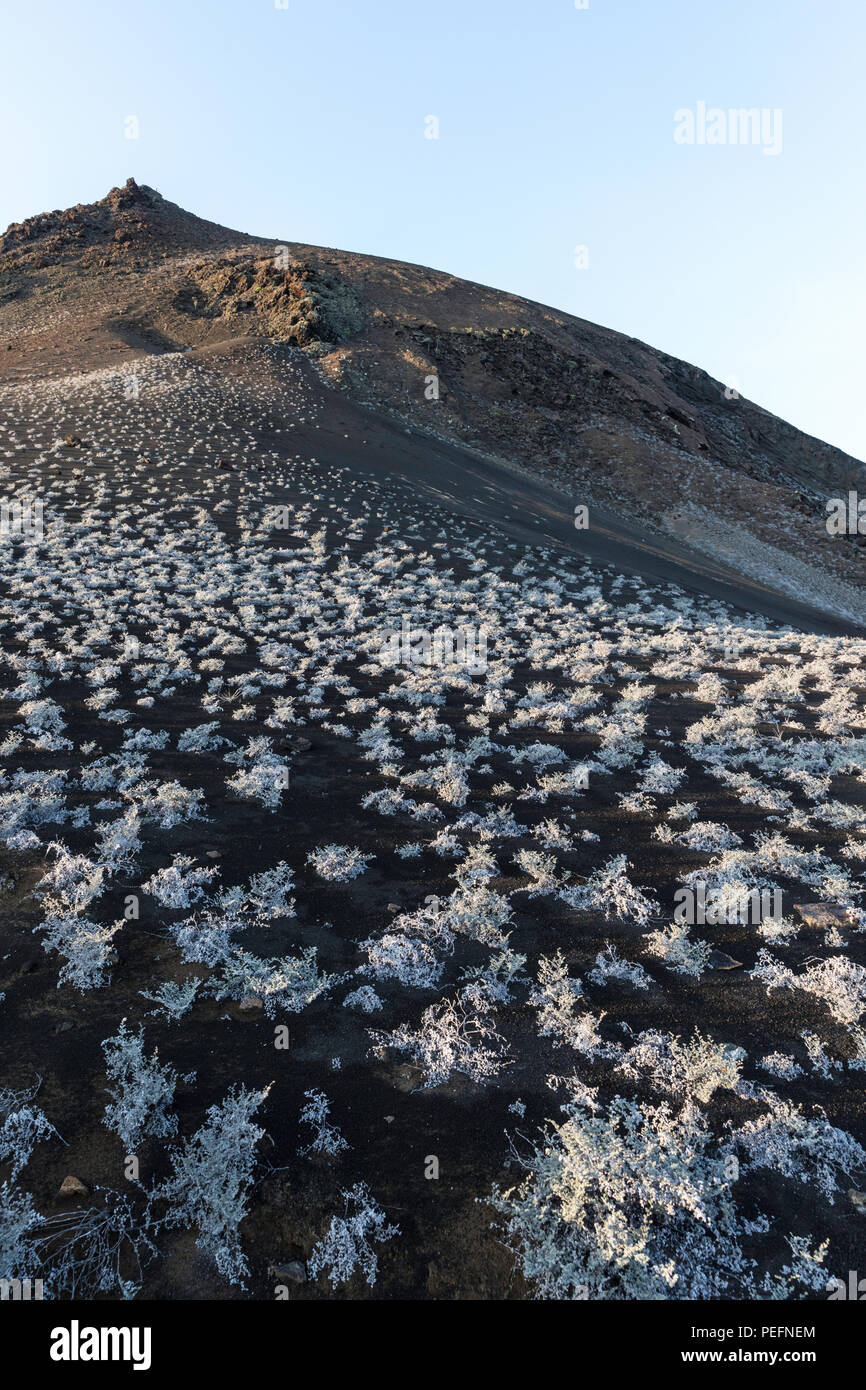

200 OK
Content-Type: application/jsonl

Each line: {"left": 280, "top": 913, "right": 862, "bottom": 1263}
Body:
{"left": 245, "top": 862, "right": 296, "bottom": 918}
{"left": 307, "top": 844, "right": 373, "bottom": 881}
{"left": 645, "top": 922, "right": 710, "bottom": 977}
{"left": 460, "top": 948, "right": 528, "bottom": 1005}
{"left": 371, "top": 993, "right": 509, "bottom": 1088}
{"left": 31, "top": 1192, "right": 159, "bottom": 1299}
{"left": 728, "top": 1095, "right": 866, "bottom": 1202}
{"left": 215, "top": 946, "right": 341, "bottom": 1016}
{"left": 587, "top": 945, "right": 651, "bottom": 991}
{"left": 102, "top": 1021, "right": 186, "bottom": 1151}
{"left": 360, "top": 932, "right": 444, "bottom": 988}
{"left": 489, "top": 1095, "right": 826, "bottom": 1300}
{"left": 529, "top": 953, "right": 586, "bottom": 1046}
{"left": 37, "top": 910, "right": 122, "bottom": 990}
{"left": 562, "top": 854, "right": 659, "bottom": 924}
{"left": 758, "top": 1053, "right": 803, "bottom": 1081}
{"left": 343, "top": 985, "right": 383, "bottom": 1013}
{"left": 35, "top": 843, "right": 106, "bottom": 913}
{"left": 142, "top": 855, "right": 218, "bottom": 909}
{"left": 298, "top": 1090, "right": 349, "bottom": 1157}
{"left": 677, "top": 821, "right": 742, "bottom": 853}
{"left": 0, "top": 1082, "right": 58, "bottom": 1178}
{"left": 308, "top": 1183, "right": 398, "bottom": 1288}
{"left": 616, "top": 1029, "right": 745, "bottom": 1103}
{"left": 178, "top": 722, "right": 230, "bottom": 752}
{"left": 158, "top": 1084, "right": 271, "bottom": 1286}
{"left": 0, "top": 1181, "right": 40, "bottom": 1281}
{"left": 751, "top": 950, "right": 866, "bottom": 1025}
{"left": 225, "top": 738, "right": 287, "bottom": 810}
{"left": 139, "top": 978, "right": 201, "bottom": 1021}
{"left": 93, "top": 809, "right": 142, "bottom": 871}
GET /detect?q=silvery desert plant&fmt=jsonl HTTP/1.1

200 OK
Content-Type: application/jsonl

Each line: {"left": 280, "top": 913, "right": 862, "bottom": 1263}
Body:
{"left": 616, "top": 1029, "right": 745, "bottom": 1104}
{"left": 727, "top": 1094, "right": 866, "bottom": 1202}
{"left": 142, "top": 855, "right": 218, "bottom": 909}
{"left": 102, "top": 1020, "right": 188, "bottom": 1151}
{"left": 36, "top": 910, "right": 122, "bottom": 990}
{"left": 751, "top": 949, "right": 866, "bottom": 1025}
{"left": 0, "top": 1181, "right": 41, "bottom": 1282}
{"left": 157, "top": 1084, "right": 271, "bottom": 1286}
{"left": 298, "top": 1089, "right": 349, "bottom": 1158}
{"left": 644, "top": 921, "right": 710, "bottom": 977}
{"left": 587, "top": 944, "right": 651, "bottom": 991}
{"left": 360, "top": 931, "right": 444, "bottom": 988}
{"left": 560, "top": 854, "right": 659, "bottom": 924}
{"left": 307, "top": 843, "right": 373, "bottom": 881}
{"left": 0, "top": 1081, "right": 59, "bottom": 1179}
{"left": 307, "top": 1183, "right": 398, "bottom": 1288}
{"left": 489, "top": 1094, "right": 827, "bottom": 1301}
{"left": 342, "top": 984, "right": 384, "bottom": 1013}
{"left": 214, "top": 946, "right": 341, "bottom": 1016}
{"left": 370, "top": 991, "right": 509, "bottom": 1087}
{"left": 29, "top": 1191, "right": 159, "bottom": 1300}
{"left": 139, "top": 978, "right": 202, "bottom": 1021}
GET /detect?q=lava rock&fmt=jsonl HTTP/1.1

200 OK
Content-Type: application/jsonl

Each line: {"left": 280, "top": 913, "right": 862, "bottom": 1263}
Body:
{"left": 707, "top": 949, "right": 743, "bottom": 971}
{"left": 58, "top": 1175, "right": 89, "bottom": 1198}
{"left": 269, "top": 1260, "right": 306, "bottom": 1284}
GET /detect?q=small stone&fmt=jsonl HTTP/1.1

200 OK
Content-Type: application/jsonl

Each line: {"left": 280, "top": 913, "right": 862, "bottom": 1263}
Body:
{"left": 205, "top": 850, "right": 221, "bottom": 859}
{"left": 291, "top": 736, "right": 312, "bottom": 752}
{"left": 269, "top": 1260, "right": 306, "bottom": 1284}
{"left": 794, "top": 903, "right": 857, "bottom": 930}
{"left": 55, "top": 1020, "right": 74, "bottom": 1033}
{"left": 238, "top": 995, "right": 264, "bottom": 1014}
{"left": 59, "top": 1175, "right": 88, "bottom": 1198}
{"left": 707, "top": 949, "right": 743, "bottom": 971}
{"left": 386, "top": 902, "right": 401, "bottom": 913}
{"left": 384, "top": 1115, "right": 395, "bottom": 1124}
{"left": 848, "top": 1190, "right": 866, "bottom": 1211}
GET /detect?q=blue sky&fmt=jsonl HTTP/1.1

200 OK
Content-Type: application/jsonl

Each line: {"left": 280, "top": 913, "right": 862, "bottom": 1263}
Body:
{"left": 3, "top": 0, "right": 864, "bottom": 459}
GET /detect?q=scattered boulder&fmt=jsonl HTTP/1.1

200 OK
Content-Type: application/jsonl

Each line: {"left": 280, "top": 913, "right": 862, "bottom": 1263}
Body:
{"left": 794, "top": 903, "right": 858, "bottom": 930}
{"left": 268, "top": 1260, "right": 306, "bottom": 1285}
{"left": 58, "top": 1175, "right": 89, "bottom": 1198}
{"left": 707, "top": 949, "right": 743, "bottom": 971}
